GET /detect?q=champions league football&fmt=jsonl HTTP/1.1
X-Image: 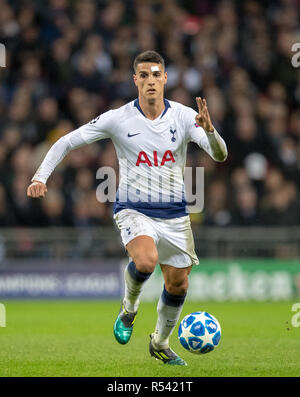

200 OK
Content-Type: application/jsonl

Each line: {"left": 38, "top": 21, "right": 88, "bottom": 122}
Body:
{"left": 178, "top": 312, "right": 221, "bottom": 354}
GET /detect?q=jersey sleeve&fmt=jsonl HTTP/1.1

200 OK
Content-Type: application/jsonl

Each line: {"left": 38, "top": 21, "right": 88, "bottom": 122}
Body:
{"left": 76, "top": 109, "right": 115, "bottom": 144}
{"left": 31, "top": 110, "right": 115, "bottom": 184}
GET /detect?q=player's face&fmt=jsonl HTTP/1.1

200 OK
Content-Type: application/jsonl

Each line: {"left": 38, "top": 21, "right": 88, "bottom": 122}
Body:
{"left": 133, "top": 63, "right": 167, "bottom": 101}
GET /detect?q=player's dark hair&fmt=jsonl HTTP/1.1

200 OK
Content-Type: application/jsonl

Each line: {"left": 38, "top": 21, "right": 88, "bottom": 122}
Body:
{"left": 133, "top": 50, "right": 165, "bottom": 72}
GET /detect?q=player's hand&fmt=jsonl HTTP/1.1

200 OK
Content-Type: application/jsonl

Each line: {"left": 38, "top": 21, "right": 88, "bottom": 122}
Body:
{"left": 195, "top": 97, "right": 214, "bottom": 133}
{"left": 27, "top": 181, "right": 47, "bottom": 198}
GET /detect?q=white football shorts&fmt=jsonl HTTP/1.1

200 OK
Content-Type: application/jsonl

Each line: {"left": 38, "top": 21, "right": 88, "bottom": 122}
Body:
{"left": 114, "top": 209, "right": 199, "bottom": 268}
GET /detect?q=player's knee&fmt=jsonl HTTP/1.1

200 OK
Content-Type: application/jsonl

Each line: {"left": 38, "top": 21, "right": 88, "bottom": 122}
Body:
{"left": 165, "top": 278, "right": 188, "bottom": 296}
{"left": 134, "top": 252, "right": 158, "bottom": 273}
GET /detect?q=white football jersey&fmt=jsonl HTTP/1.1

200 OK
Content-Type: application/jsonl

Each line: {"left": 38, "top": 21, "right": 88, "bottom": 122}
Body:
{"left": 33, "top": 98, "right": 226, "bottom": 219}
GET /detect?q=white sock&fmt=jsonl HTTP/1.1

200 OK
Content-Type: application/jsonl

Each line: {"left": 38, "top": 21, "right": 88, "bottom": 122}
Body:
{"left": 123, "top": 261, "right": 152, "bottom": 313}
{"left": 153, "top": 288, "right": 185, "bottom": 349}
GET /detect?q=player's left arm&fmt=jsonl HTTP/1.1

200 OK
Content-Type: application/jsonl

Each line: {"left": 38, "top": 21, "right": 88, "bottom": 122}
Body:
{"left": 194, "top": 97, "right": 227, "bottom": 162}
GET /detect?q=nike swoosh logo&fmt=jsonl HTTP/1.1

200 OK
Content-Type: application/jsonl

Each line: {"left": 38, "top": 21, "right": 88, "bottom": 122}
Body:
{"left": 128, "top": 133, "right": 141, "bottom": 137}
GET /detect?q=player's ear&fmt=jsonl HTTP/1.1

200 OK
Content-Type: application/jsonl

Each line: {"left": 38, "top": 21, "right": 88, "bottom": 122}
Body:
{"left": 164, "top": 71, "right": 168, "bottom": 85}
{"left": 133, "top": 74, "right": 137, "bottom": 87}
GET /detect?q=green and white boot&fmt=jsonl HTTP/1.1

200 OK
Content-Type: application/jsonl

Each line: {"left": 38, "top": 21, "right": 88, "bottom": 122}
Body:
{"left": 113, "top": 304, "right": 137, "bottom": 345}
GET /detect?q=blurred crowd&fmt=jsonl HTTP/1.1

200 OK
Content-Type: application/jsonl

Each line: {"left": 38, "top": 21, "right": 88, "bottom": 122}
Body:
{"left": 0, "top": 0, "right": 300, "bottom": 228}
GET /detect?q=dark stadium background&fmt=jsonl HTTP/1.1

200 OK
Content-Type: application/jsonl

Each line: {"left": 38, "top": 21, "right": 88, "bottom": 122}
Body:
{"left": 0, "top": 0, "right": 299, "bottom": 306}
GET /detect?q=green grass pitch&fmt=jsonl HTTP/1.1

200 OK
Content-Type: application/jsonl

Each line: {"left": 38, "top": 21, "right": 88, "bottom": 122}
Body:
{"left": 0, "top": 300, "right": 299, "bottom": 377}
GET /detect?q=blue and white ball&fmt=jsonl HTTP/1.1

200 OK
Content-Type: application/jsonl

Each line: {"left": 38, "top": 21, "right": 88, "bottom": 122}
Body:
{"left": 178, "top": 311, "right": 221, "bottom": 354}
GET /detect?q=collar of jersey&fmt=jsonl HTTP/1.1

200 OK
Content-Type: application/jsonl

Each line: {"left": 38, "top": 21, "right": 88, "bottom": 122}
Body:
{"left": 134, "top": 98, "right": 171, "bottom": 119}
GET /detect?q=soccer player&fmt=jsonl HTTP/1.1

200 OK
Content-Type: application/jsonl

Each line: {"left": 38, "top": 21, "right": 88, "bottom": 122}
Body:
{"left": 27, "top": 50, "right": 227, "bottom": 366}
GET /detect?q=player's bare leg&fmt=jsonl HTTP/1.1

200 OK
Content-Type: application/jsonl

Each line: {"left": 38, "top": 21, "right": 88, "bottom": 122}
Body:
{"left": 149, "top": 264, "right": 192, "bottom": 365}
{"left": 113, "top": 236, "right": 157, "bottom": 344}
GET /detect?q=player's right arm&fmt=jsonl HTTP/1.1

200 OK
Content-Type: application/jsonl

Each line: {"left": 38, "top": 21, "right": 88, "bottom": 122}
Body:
{"left": 27, "top": 180, "right": 48, "bottom": 198}
{"left": 27, "top": 110, "right": 115, "bottom": 198}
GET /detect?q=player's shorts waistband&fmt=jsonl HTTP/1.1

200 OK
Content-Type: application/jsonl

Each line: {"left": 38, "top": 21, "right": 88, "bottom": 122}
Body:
{"left": 113, "top": 201, "right": 188, "bottom": 219}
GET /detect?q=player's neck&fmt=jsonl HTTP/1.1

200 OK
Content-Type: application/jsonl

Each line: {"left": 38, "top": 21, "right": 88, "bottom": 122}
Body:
{"left": 138, "top": 96, "right": 165, "bottom": 120}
